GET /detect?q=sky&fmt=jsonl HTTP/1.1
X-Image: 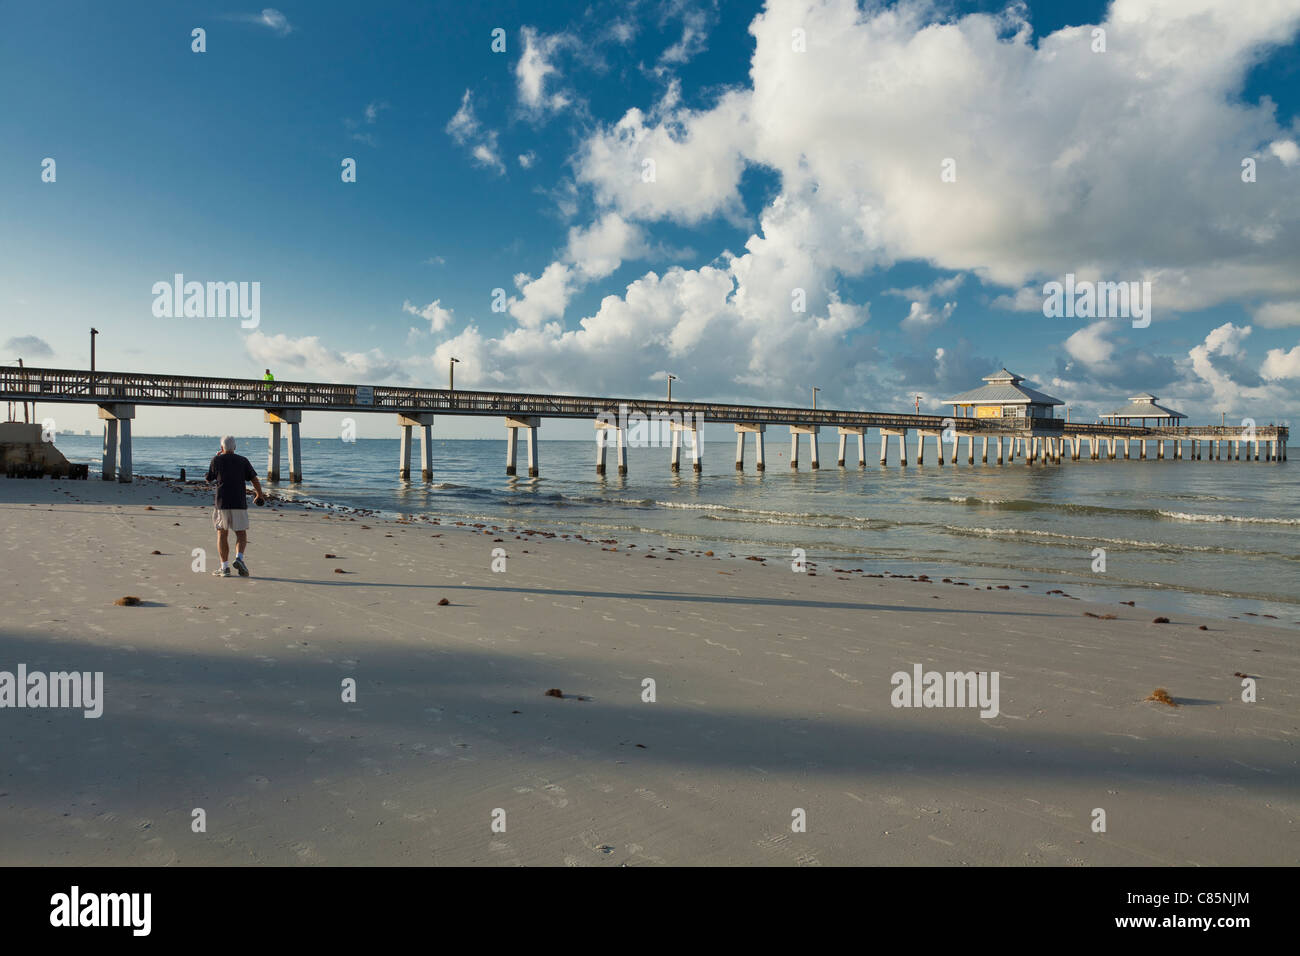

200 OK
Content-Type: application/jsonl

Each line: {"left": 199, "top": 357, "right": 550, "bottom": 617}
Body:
{"left": 2, "top": 0, "right": 1298, "bottom": 439}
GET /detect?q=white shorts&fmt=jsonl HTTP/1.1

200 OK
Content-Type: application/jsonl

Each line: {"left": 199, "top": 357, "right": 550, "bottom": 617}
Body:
{"left": 213, "top": 508, "right": 250, "bottom": 532}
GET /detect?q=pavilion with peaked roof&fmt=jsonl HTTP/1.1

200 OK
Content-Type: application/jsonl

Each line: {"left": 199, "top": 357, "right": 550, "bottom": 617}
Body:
{"left": 1099, "top": 392, "right": 1186, "bottom": 427}
{"left": 943, "top": 369, "right": 1064, "bottom": 420}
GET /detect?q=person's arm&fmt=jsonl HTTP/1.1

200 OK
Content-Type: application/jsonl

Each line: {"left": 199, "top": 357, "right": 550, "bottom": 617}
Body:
{"left": 205, "top": 455, "right": 218, "bottom": 482}
{"left": 245, "top": 459, "right": 264, "bottom": 503}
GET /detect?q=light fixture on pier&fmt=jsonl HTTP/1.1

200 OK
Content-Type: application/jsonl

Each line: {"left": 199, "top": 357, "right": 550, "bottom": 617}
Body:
{"left": 812, "top": 386, "right": 820, "bottom": 410}
{"left": 449, "top": 356, "right": 460, "bottom": 392}
{"left": 667, "top": 373, "right": 677, "bottom": 401}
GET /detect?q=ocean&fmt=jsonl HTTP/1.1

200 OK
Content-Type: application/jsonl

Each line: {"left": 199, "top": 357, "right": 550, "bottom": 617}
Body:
{"left": 48, "top": 433, "right": 1299, "bottom": 628}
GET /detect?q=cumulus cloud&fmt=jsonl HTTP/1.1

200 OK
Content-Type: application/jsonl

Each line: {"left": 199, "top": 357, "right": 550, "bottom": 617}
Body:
{"left": 505, "top": 213, "right": 649, "bottom": 329}
{"left": 1270, "top": 139, "right": 1300, "bottom": 167}
{"left": 243, "top": 331, "right": 407, "bottom": 383}
{"left": 575, "top": 82, "right": 752, "bottom": 224}
{"left": 402, "top": 299, "right": 455, "bottom": 333}
{"left": 445, "top": 90, "right": 504, "bottom": 174}
{"left": 893, "top": 274, "right": 964, "bottom": 331}
{"left": 1261, "top": 343, "right": 1300, "bottom": 379}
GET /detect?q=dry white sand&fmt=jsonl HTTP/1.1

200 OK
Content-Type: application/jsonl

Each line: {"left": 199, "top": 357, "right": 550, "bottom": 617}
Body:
{"left": 0, "top": 475, "right": 1296, "bottom": 866}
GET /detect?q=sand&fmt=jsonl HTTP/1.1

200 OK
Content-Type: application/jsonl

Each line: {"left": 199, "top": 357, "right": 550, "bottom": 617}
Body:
{"left": 0, "top": 475, "right": 1296, "bottom": 866}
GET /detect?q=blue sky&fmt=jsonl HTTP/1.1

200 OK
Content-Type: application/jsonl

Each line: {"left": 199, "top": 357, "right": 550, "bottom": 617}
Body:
{"left": 2, "top": 0, "right": 1298, "bottom": 438}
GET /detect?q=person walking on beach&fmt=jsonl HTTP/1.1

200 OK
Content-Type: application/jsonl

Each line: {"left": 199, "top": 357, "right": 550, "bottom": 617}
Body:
{"left": 205, "top": 435, "right": 266, "bottom": 577}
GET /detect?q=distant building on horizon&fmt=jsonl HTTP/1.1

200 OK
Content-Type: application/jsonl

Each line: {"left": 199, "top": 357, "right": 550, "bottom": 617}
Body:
{"left": 943, "top": 369, "right": 1064, "bottom": 420}
{"left": 1099, "top": 392, "right": 1187, "bottom": 427}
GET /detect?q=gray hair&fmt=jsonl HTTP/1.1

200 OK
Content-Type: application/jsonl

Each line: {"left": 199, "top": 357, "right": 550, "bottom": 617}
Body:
{"left": 220, "top": 435, "right": 236, "bottom": 452}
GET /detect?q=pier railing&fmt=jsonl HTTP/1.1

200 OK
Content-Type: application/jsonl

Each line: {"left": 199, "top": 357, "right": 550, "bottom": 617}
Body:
{"left": 1, "top": 365, "right": 1287, "bottom": 442}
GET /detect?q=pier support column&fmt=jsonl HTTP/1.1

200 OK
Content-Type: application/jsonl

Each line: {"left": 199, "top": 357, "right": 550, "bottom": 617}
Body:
{"left": 1123, "top": 438, "right": 1130, "bottom": 460}
{"left": 1157, "top": 440, "right": 1164, "bottom": 460}
{"left": 897, "top": 431, "right": 908, "bottom": 466}
{"left": 268, "top": 421, "right": 282, "bottom": 481}
{"left": 881, "top": 429, "right": 903, "bottom": 465}
{"left": 1232, "top": 440, "right": 1239, "bottom": 461}
{"left": 595, "top": 425, "right": 608, "bottom": 476}
{"left": 397, "top": 414, "right": 433, "bottom": 482}
{"left": 96, "top": 404, "right": 135, "bottom": 481}
{"left": 966, "top": 435, "right": 975, "bottom": 465}
{"left": 1254, "top": 440, "right": 1261, "bottom": 462}
{"left": 791, "top": 424, "right": 819, "bottom": 470}
{"left": 671, "top": 429, "right": 682, "bottom": 473}
{"left": 737, "top": 431, "right": 747, "bottom": 471}
{"left": 737, "top": 423, "right": 765, "bottom": 472}
{"left": 673, "top": 421, "right": 702, "bottom": 474}
{"left": 504, "top": 416, "right": 539, "bottom": 476}
{"left": 617, "top": 426, "right": 628, "bottom": 475}
{"left": 266, "top": 409, "right": 303, "bottom": 483}
{"left": 290, "top": 422, "right": 303, "bottom": 481}
{"left": 755, "top": 427, "right": 765, "bottom": 472}
{"left": 100, "top": 416, "right": 118, "bottom": 481}
{"left": 915, "top": 431, "right": 925, "bottom": 466}
{"left": 833, "top": 428, "right": 867, "bottom": 467}
{"left": 1174, "top": 440, "right": 1182, "bottom": 460}
{"left": 397, "top": 423, "right": 411, "bottom": 481}
{"left": 981, "top": 436, "right": 988, "bottom": 463}
{"left": 996, "top": 435, "right": 1004, "bottom": 465}
{"left": 1140, "top": 439, "right": 1146, "bottom": 459}
{"left": 1107, "top": 437, "right": 1116, "bottom": 460}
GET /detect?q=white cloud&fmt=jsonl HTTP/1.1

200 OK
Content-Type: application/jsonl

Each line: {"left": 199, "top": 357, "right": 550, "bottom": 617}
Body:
{"left": 575, "top": 82, "right": 752, "bottom": 224}
{"left": 1261, "top": 343, "right": 1300, "bottom": 379}
{"left": 516, "top": 27, "right": 571, "bottom": 115}
{"left": 445, "top": 90, "right": 504, "bottom": 174}
{"left": 1253, "top": 300, "right": 1300, "bottom": 328}
{"left": 402, "top": 299, "right": 455, "bottom": 333}
{"left": 235, "top": 8, "right": 292, "bottom": 36}
{"left": 659, "top": 8, "right": 712, "bottom": 66}
{"left": 989, "top": 286, "right": 1045, "bottom": 312}
{"left": 244, "top": 331, "right": 405, "bottom": 382}
{"left": 508, "top": 262, "right": 575, "bottom": 330}
{"left": 1064, "top": 320, "right": 1118, "bottom": 366}
{"left": 576, "top": 0, "right": 1300, "bottom": 308}
{"left": 518, "top": 151, "right": 536, "bottom": 169}
{"left": 892, "top": 273, "right": 964, "bottom": 330}
{"left": 1270, "top": 139, "right": 1300, "bottom": 166}
{"left": 566, "top": 212, "right": 646, "bottom": 280}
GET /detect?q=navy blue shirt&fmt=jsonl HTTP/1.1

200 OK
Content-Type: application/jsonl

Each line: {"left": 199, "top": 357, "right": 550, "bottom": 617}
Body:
{"left": 206, "top": 453, "right": 256, "bottom": 510}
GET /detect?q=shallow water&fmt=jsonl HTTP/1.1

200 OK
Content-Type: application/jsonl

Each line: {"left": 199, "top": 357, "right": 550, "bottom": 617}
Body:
{"left": 50, "top": 434, "right": 1299, "bottom": 627}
